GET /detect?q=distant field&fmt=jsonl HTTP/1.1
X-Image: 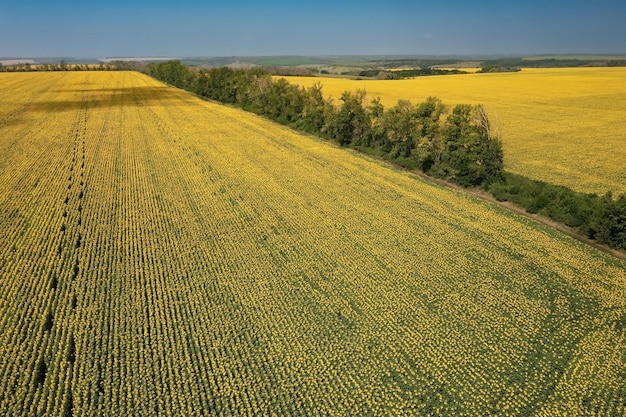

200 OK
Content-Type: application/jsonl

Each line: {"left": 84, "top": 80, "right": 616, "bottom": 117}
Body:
{"left": 522, "top": 55, "right": 626, "bottom": 61}
{"left": 1, "top": 72, "right": 625, "bottom": 416}
{"left": 256, "top": 56, "right": 327, "bottom": 66}
{"left": 0, "top": 59, "right": 37, "bottom": 65}
{"left": 282, "top": 68, "right": 626, "bottom": 195}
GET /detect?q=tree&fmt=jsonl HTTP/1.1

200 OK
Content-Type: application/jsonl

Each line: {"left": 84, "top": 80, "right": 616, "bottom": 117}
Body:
{"left": 334, "top": 90, "right": 370, "bottom": 146}
{"left": 382, "top": 100, "right": 418, "bottom": 158}
{"left": 367, "top": 97, "right": 386, "bottom": 148}
{"left": 441, "top": 104, "right": 503, "bottom": 186}
{"left": 297, "top": 82, "right": 328, "bottom": 133}
{"left": 264, "top": 78, "right": 304, "bottom": 123}
{"left": 207, "top": 67, "right": 239, "bottom": 103}
{"left": 596, "top": 194, "right": 626, "bottom": 249}
{"left": 414, "top": 97, "right": 445, "bottom": 172}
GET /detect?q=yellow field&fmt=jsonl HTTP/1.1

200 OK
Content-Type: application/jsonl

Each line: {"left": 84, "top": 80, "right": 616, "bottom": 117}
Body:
{"left": 281, "top": 68, "right": 626, "bottom": 195}
{"left": 1, "top": 71, "right": 625, "bottom": 416}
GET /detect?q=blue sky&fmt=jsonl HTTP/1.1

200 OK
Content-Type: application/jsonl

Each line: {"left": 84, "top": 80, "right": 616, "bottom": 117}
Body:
{"left": 1, "top": 0, "right": 625, "bottom": 57}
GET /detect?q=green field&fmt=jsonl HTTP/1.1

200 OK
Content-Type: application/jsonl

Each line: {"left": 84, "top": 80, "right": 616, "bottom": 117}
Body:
{"left": 522, "top": 55, "right": 626, "bottom": 61}
{"left": 1, "top": 71, "right": 625, "bottom": 416}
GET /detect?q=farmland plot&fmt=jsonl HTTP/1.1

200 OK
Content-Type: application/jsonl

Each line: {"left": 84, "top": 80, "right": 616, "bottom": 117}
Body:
{"left": 282, "top": 68, "right": 626, "bottom": 196}
{"left": 0, "top": 71, "right": 625, "bottom": 416}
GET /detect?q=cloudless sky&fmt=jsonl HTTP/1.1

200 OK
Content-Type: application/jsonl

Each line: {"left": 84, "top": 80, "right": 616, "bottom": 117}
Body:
{"left": 1, "top": 0, "right": 625, "bottom": 57}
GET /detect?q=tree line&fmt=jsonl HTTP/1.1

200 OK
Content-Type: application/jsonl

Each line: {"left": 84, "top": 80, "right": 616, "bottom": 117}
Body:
{"left": 0, "top": 60, "right": 142, "bottom": 72}
{"left": 147, "top": 61, "right": 626, "bottom": 251}
{"left": 348, "top": 68, "right": 468, "bottom": 79}
{"left": 144, "top": 61, "right": 626, "bottom": 251}
{"left": 145, "top": 61, "right": 504, "bottom": 188}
